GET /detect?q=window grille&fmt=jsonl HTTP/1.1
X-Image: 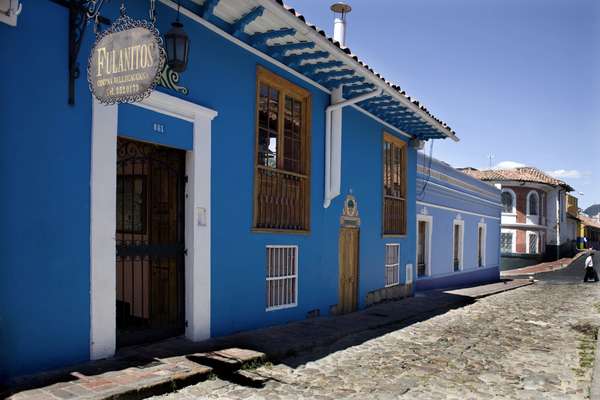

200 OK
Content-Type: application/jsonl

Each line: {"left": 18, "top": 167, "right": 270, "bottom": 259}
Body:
{"left": 254, "top": 67, "right": 310, "bottom": 232}
{"left": 501, "top": 232, "right": 513, "bottom": 253}
{"left": 528, "top": 233, "right": 538, "bottom": 254}
{"left": 383, "top": 134, "right": 406, "bottom": 235}
{"left": 266, "top": 246, "right": 298, "bottom": 311}
{"left": 385, "top": 244, "right": 400, "bottom": 287}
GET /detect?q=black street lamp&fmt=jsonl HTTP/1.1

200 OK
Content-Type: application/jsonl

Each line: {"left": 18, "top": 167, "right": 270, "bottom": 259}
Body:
{"left": 164, "top": 2, "right": 189, "bottom": 73}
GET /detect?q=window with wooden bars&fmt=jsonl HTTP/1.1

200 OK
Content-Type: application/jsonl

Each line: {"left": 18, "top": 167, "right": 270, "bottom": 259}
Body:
{"left": 253, "top": 66, "right": 311, "bottom": 232}
{"left": 383, "top": 133, "right": 407, "bottom": 235}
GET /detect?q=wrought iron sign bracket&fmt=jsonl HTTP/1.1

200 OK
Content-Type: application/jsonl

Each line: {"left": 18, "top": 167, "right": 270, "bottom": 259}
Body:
{"left": 51, "top": 0, "right": 111, "bottom": 105}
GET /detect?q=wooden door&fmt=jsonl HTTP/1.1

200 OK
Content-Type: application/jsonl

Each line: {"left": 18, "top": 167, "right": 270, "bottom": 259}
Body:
{"left": 338, "top": 226, "right": 359, "bottom": 314}
{"left": 116, "top": 138, "right": 186, "bottom": 347}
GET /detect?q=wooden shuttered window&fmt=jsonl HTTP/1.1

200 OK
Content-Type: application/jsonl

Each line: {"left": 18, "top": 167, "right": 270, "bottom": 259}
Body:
{"left": 383, "top": 133, "right": 407, "bottom": 235}
{"left": 253, "top": 67, "right": 311, "bottom": 232}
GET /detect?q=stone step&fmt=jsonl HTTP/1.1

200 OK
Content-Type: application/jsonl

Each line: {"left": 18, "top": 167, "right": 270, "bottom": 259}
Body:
{"left": 187, "top": 348, "right": 266, "bottom": 374}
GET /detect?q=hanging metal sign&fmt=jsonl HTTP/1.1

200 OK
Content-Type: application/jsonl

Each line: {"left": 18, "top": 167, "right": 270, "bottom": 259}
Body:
{"left": 87, "top": 9, "right": 166, "bottom": 105}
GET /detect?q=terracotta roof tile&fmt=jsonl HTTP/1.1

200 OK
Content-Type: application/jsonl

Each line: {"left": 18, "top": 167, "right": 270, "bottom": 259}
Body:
{"left": 459, "top": 167, "right": 574, "bottom": 191}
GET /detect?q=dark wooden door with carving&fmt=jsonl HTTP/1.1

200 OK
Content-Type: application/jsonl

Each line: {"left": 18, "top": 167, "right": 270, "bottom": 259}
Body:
{"left": 115, "top": 138, "right": 186, "bottom": 347}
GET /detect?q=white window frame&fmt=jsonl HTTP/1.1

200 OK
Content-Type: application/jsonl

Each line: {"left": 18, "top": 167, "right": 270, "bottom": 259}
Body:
{"left": 416, "top": 214, "right": 433, "bottom": 277}
{"left": 501, "top": 188, "right": 517, "bottom": 215}
{"left": 452, "top": 218, "right": 465, "bottom": 271}
{"left": 526, "top": 190, "right": 539, "bottom": 217}
{"left": 526, "top": 231, "right": 540, "bottom": 255}
{"left": 265, "top": 245, "right": 298, "bottom": 311}
{"left": 477, "top": 221, "right": 487, "bottom": 268}
{"left": 385, "top": 243, "right": 400, "bottom": 287}
{"left": 501, "top": 229, "right": 517, "bottom": 254}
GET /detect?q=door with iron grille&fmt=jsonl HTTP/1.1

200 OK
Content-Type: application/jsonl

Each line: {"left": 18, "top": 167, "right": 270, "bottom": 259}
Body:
{"left": 116, "top": 138, "right": 186, "bottom": 347}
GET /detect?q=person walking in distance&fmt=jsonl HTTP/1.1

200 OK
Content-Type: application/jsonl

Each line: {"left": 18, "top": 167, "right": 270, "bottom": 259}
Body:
{"left": 584, "top": 250, "right": 598, "bottom": 282}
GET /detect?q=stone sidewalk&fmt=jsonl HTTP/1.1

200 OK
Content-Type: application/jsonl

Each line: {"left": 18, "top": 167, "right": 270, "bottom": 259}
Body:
{"left": 159, "top": 282, "right": 600, "bottom": 400}
{"left": 501, "top": 251, "right": 590, "bottom": 278}
{"left": 2, "top": 279, "right": 532, "bottom": 400}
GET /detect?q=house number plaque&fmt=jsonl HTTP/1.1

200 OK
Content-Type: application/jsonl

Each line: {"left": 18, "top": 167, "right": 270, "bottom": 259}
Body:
{"left": 88, "top": 8, "right": 166, "bottom": 105}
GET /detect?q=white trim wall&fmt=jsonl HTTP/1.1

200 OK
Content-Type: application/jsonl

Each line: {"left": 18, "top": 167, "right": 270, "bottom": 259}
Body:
{"left": 452, "top": 217, "right": 465, "bottom": 271}
{"left": 90, "top": 91, "right": 217, "bottom": 359}
{"left": 416, "top": 213, "right": 433, "bottom": 277}
{"left": 416, "top": 201, "right": 500, "bottom": 221}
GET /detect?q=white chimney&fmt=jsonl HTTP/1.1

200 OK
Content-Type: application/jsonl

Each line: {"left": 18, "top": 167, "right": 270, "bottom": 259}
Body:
{"left": 330, "top": 2, "right": 352, "bottom": 47}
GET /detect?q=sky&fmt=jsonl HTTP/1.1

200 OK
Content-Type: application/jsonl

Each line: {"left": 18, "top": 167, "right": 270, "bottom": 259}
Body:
{"left": 287, "top": 0, "right": 600, "bottom": 210}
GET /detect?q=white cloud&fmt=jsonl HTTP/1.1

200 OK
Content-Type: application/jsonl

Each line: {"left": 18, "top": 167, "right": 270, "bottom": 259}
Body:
{"left": 493, "top": 161, "right": 526, "bottom": 170}
{"left": 547, "top": 169, "right": 584, "bottom": 179}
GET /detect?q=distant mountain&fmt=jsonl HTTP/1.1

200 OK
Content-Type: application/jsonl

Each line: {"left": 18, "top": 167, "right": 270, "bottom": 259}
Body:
{"left": 585, "top": 204, "right": 600, "bottom": 216}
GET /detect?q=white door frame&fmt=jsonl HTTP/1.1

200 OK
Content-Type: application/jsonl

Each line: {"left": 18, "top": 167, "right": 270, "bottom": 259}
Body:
{"left": 416, "top": 213, "right": 433, "bottom": 277}
{"left": 90, "top": 91, "right": 217, "bottom": 360}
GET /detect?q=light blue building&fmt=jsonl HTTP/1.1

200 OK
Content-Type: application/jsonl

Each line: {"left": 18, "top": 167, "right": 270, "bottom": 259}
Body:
{"left": 0, "top": 0, "right": 462, "bottom": 381}
{"left": 415, "top": 155, "right": 501, "bottom": 290}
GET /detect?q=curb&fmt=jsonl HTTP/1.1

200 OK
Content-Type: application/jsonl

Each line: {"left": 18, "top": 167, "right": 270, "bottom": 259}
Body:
{"left": 590, "top": 331, "right": 600, "bottom": 400}
{"left": 4, "top": 350, "right": 267, "bottom": 400}
{"left": 471, "top": 280, "right": 535, "bottom": 300}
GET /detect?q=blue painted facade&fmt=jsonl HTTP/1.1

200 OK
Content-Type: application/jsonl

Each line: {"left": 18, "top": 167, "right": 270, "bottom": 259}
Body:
{"left": 415, "top": 155, "right": 501, "bottom": 290}
{"left": 0, "top": 1, "right": 424, "bottom": 380}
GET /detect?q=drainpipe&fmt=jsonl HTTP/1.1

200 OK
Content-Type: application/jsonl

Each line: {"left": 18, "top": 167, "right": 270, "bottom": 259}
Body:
{"left": 324, "top": 88, "right": 384, "bottom": 208}
{"left": 556, "top": 189, "right": 561, "bottom": 260}
{"left": 324, "top": 3, "right": 384, "bottom": 208}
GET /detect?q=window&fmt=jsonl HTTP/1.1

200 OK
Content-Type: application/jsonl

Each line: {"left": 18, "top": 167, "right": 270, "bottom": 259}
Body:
{"left": 383, "top": 133, "right": 407, "bottom": 235}
{"left": 501, "top": 190, "right": 514, "bottom": 214}
{"left": 501, "top": 232, "right": 513, "bottom": 253}
{"left": 528, "top": 233, "right": 539, "bottom": 254}
{"left": 477, "top": 223, "right": 487, "bottom": 267}
{"left": 385, "top": 244, "right": 400, "bottom": 287}
{"left": 254, "top": 67, "right": 311, "bottom": 232}
{"left": 417, "top": 216, "right": 432, "bottom": 277}
{"left": 452, "top": 220, "right": 464, "bottom": 271}
{"left": 527, "top": 191, "right": 539, "bottom": 216}
{"left": 266, "top": 246, "right": 298, "bottom": 310}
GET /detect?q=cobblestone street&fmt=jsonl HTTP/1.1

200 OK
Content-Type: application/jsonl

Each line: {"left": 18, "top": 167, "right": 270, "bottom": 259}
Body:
{"left": 157, "top": 282, "right": 600, "bottom": 399}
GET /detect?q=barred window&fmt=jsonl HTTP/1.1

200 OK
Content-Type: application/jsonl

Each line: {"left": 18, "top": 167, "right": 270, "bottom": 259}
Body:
{"left": 528, "top": 233, "right": 539, "bottom": 254}
{"left": 266, "top": 246, "right": 298, "bottom": 311}
{"left": 385, "top": 244, "right": 400, "bottom": 287}
{"left": 254, "top": 67, "right": 311, "bottom": 232}
{"left": 383, "top": 133, "right": 407, "bottom": 235}
{"left": 501, "top": 232, "right": 513, "bottom": 253}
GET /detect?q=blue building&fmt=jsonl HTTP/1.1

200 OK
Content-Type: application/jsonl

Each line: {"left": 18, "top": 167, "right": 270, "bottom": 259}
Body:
{"left": 0, "top": 0, "right": 461, "bottom": 380}
{"left": 415, "top": 155, "right": 501, "bottom": 290}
